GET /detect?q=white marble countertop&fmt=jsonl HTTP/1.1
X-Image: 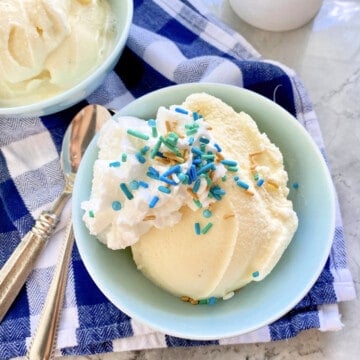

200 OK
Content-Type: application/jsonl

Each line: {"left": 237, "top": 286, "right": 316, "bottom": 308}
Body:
{"left": 60, "top": 1, "right": 359, "bottom": 359}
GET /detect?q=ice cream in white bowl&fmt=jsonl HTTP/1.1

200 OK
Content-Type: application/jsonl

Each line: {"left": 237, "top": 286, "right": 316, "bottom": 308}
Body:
{"left": 0, "top": 0, "right": 133, "bottom": 117}
{"left": 72, "top": 83, "right": 335, "bottom": 339}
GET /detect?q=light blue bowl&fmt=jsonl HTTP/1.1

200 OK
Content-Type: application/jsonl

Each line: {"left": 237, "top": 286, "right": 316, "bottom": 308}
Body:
{"left": 0, "top": 0, "right": 133, "bottom": 117}
{"left": 72, "top": 83, "right": 335, "bottom": 340}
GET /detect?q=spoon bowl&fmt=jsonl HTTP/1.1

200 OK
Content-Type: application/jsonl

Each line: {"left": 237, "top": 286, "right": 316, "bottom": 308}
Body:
{"left": 0, "top": 104, "right": 111, "bottom": 323}
{"left": 27, "top": 104, "right": 111, "bottom": 359}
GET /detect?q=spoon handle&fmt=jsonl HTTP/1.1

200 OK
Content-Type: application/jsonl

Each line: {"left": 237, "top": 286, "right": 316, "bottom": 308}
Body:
{"left": 0, "top": 191, "right": 71, "bottom": 323}
{"left": 0, "top": 211, "right": 59, "bottom": 322}
{"left": 27, "top": 220, "right": 74, "bottom": 360}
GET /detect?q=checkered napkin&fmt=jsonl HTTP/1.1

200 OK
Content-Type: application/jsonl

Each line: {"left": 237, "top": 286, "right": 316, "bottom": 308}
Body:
{"left": 0, "top": 0, "right": 356, "bottom": 358}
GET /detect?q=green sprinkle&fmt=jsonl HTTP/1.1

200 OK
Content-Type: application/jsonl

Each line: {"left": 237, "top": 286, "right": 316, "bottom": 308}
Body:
{"left": 221, "top": 175, "right": 227, "bottom": 182}
{"left": 88, "top": 210, "right": 94, "bottom": 218}
{"left": 186, "top": 128, "right": 198, "bottom": 136}
{"left": 252, "top": 271, "right": 260, "bottom": 278}
{"left": 203, "top": 209, "right": 212, "bottom": 218}
{"left": 150, "top": 137, "right": 163, "bottom": 158}
{"left": 226, "top": 166, "right": 238, "bottom": 172}
{"left": 178, "top": 173, "right": 189, "bottom": 184}
{"left": 127, "top": 128, "right": 149, "bottom": 140}
{"left": 193, "top": 199, "right": 202, "bottom": 209}
{"left": 198, "top": 299, "right": 207, "bottom": 304}
{"left": 201, "top": 222, "right": 213, "bottom": 234}
{"left": 201, "top": 153, "right": 215, "bottom": 160}
{"left": 185, "top": 123, "right": 199, "bottom": 129}
{"left": 120, "top": 183, "right": 133, "bottom": 200}
{"left": 253, "top": 173, "right": 259, "bottom": 181}
{"left": 111, "top": 200, "right": 122, "bottom": 211}
{"left": 194, "top": 222, "right": 201, "bottom": 235}
{"left": 148, "top": 119, "right": 158, "bottom": 137}
{"left": 121, "top": 153, "right": 127, "bottom": 162}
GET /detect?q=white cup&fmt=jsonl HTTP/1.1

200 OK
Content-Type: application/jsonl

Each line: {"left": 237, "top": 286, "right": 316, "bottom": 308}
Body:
{"left": 228, "top": 0, "right": 323, "bottom": 31}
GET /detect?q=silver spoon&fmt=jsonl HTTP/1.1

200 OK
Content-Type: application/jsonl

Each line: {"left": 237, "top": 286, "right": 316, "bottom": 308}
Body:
{"left": 27, "top": 105, "right": 110, "bottom": 360}
{"left": 0, "top": 105, "right": 111, "bottom": 323}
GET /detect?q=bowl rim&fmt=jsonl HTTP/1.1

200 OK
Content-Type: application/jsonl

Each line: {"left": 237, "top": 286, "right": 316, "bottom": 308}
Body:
{"left": 0, "top": 0, "right": 133, "bottom": 117}
{"left": 73, "top": 82, "right": 336, "bottom": 340}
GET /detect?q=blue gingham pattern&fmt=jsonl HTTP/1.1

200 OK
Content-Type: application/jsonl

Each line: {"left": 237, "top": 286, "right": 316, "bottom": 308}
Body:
{"left": 0, "top": 0, "right": 355, "bottom": 358}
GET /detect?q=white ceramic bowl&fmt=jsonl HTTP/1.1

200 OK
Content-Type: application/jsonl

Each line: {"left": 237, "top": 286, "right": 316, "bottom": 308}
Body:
{"left": 0, "top": 0, "right": 133, "bottom": 118}
{"left": 72, "top": 83, "right": 335, "bottom": 340}
{"left": 229, "top": 0, "right": 323, "bottom": 32}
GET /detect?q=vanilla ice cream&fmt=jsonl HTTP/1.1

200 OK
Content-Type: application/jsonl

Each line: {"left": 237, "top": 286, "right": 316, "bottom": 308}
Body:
{"left": 82, "top": 93, "right": 298, "bottom": 302}
{"left": 0, "top": 0, "right": 116, "bottom": 107}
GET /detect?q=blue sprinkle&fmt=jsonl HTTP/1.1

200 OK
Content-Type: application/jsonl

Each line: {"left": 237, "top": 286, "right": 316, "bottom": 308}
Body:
{"left": 257, "top": 178, "right": 265, "bottom": 187}
{"left": 162, "top": 164, "right": 181, "bottom": 177}
{"left": 178, "top": 173, "right": 189, "bottom": 184}
{"left": 234, "top": 176, "right": 239, "bottom": 181}
{"left": 199, "top": 137, "right": 210, "bottom": 144}
{"left": 252, "top": 271, "right": 260, "bottom": 278}
{"left": 188, "top": 137, "right": 195, "bottom": 146}
{"left": 192, "top": 112, "right": 200, "bottom": 121}
{"left": 140, "top": 145, "right": 150, "bottom": 155}
{"left": 236, "top": 180, "right": 249, "bottom": 190}
{"left": 197, "top": 162, "right": 215, "bottom": 175}
{"left": 187, "top": 164, "right": 197, "bottom": 183}
{"left": 192, "top": 158, "right": 202, "bottom": 165}
{"left": 130, "top": 180, "right": 139, "bottom": 190}
{"left": 175, "top": 107, "right": 188, "bottom": 115}
{"left": 111, "top": 200, "right": 122, "bottom": 211}
{"left": 192, "top": 178, "right": 201, "bottom": 193}
{"left": 138, "top": 181, "right": 149, "bottom": 188}
{"left": 214, "top": 143, "right": 222, "bottom": 152}
{"left": 120, "top": 183, "right": 134, "bottom": 200}
{"left": 148, "top": 119, "right": 156, "bottom": 127}
{"left": 207, "top": 297, "right": 217, "bottom": 305}
{"left": 191, "top": 147, "right": 203, "bottom": 156}
{"left": 159, "top": 176, "right": 178, "bottom": 186}
{"left": 221, "top": 159, "right": 238, "bottom": 167}
{"left": 203, "top": 209, "right": 212, "bottom": 218}
{"left": 109, "top": 161, "right": 121, "bottom": 168}
{"left": 158, "top": 185, "right": 171, "bottom": 194}
{"left": 148, "top": 166, "right": 159, "bottom": 177}
{"left": 135, "top": 152, "right": 146, "bottom": 164}
{"left": 149, "top": 196, "right": 159, "bottom": 208}
{"left": 194, "top": 222, "right": 201, "bottom": 235}
{"left": 212, "top": 186, "right": 226, "bottom": 196}
{"left": 292, "top": 182, "right": 299, "bottom": 189}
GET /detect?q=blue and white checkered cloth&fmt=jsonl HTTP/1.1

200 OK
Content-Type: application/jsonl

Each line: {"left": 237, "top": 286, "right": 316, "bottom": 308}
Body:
{"left": 0, "top": 0, "right": 356, "bottom": 358}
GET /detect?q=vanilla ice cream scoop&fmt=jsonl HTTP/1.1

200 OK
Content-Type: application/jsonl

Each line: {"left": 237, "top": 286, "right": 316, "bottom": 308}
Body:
{"left": 0, "top": 0, "right": 115, "bottom": 107}
{"left": 82, "top": 93, "right": 298, "bottom": 302}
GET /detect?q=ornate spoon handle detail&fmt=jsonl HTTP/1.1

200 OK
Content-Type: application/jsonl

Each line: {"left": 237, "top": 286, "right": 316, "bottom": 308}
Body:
{"left": 27, "top": 220, "right": 74, "bottom": 360}
{"left": 0, "top": 210, "right": 60, "bottom": 322}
